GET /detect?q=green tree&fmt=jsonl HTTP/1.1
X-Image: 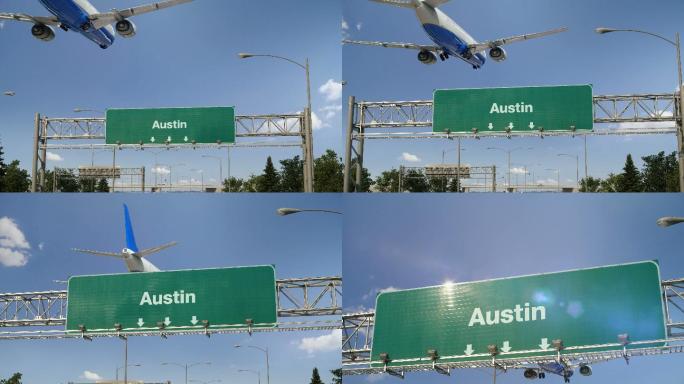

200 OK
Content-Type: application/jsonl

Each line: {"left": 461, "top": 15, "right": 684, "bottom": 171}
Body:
{"left": 448, "top": 177, "right": 462, "bottom": 192}
{"left": 241, "top": 175, "right": 261, "bottom": 192}
{"left": 222, "top": 176, "right": 244, "bottom": 192}
{"left": 402, "top": 169, "right": 430, "bottom": 192}
{"left": 96, "top": 178, "right": 109, "bottom": 192}
{"left": 641, "top": 151, "right": 679, "bottom": 192}
{"left": 579, "top": 176, "right": 601, "bottom": 192}
{"left": 0, "top": 373, "right": 22, "bottom": 384}
{"left": 617, "top": 154, "right": 642, "bottom": 192}
{"left": 279, "top": 155, "right": 304, "bottom": 192}
{"left": 54, "top": 169, "right": 79, "bottom": 192}
{"left": 3, "top": 160, "right": 30, "bottom": 192}
{"left": 79, "top": 178, "right": 96, "bottom": 192}
{"left": 428, "top": 176, "right": 449, "bottom": 192}
{"left": 310, "top": 368, "right": 324, "bottom": 384}
{"left": 0, "top": 143, "right": 6, "bottom": 192}
{"left": 314, "top": 150, "right": 344, "bottom": 192}
{"left": 330, "top": 369, "right": 342, "bottom": 384}
{"left": 374, "top": 169, "right": 400, "bottom": 192}
{"left": 349, "top": 159, "right": 373, "bottom": 192}
{"left": 599, "top": 173, "right": 623, "bottom": 193}
{"left": 256, "top": 156, "right": 281, "bottom": 192}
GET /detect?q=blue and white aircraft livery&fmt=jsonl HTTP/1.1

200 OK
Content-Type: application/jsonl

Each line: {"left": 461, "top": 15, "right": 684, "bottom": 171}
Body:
{"left": 71, "top": 204, "right": 176, "bottom": 272}
{"left": 344, "top": 0, "right": 567, "bottom": 69}
{"left": 0, "top": 0, "right": 192, "bottom": 49}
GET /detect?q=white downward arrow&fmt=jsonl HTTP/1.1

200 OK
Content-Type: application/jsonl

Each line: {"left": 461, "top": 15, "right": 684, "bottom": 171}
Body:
{"left": 488, "top": 123, "right": 494, "bottom": 130}
{"left": 508, "top": 122, "right": 514, "bottom": 130}
{"left": 501, "top": 341, "right": 511, "bottom": 353}
{"left": 464, "top": 344, "right": 474, "bottom": 355}
{"left": 137, "top": 318, "right": 144, "bottom": 327}
{"left": 150, "top": 137, "right": 155, "bottom": 143}
{"left": 166, "top": 136, "right": 172, "bottom": 142}
{"left": 191, "top": 316, "right": 198, "bottom": 325}
{"left": 184, "top": 136, "right": 189, "bottom": 142}
{"left": 164, "top": 317, "right": 171, "bottom": 326}
{"left": 529, "top": 122, "right": 535, "bottom": 129}
{"left": 539, "top": 338, "right": 551, "bottom": 350}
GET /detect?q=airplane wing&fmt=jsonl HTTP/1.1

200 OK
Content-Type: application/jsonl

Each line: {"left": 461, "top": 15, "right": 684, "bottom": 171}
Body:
{"left": 71, "top": 248, "right": 125, "bottom": 258}
{"left": 369, "top": 0, "right": 417, "bottom": 9}
{"left": 0, "top": 13, "right": 60, "bottom": 26}
{"left": 89, "top": 0, "right": 193, "bottom": 30}
{"left": 135, "top": 241, "right": 178, "bottom": 258}
{"left": 468, "top": 27, "right": 568, "bottom": 54}
{"left": 343, "top": 39, "right": 441, "bottom": 52}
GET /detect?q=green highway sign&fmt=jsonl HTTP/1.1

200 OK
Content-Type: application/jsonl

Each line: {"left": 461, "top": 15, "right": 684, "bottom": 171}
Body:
{"left": 371, "top": 261, "right": 666, "bottom": 367}
{"left": 433, "top": 85, "right": 594, "bottom": 133}
{"left": 66, "top": 265, "right": 277, "bottom": 332}
{"left": 105, "top": 106, "right": 235, "bottom": 145}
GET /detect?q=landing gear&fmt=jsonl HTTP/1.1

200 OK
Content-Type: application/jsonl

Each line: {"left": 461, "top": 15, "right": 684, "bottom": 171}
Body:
{"left": 439, "top": 52, "right": 449, "bottom": 61}
{"left": 80, "top": 22, "right": 91, "bottom": 31}
{"left": 59, "top": 24, "right": 69, "bottom": 31}
{"left": 99, "top": 44, "right": 108, "bottom": 49}
{"left": 539, "top": 372, "right": 546, "bottom": 379}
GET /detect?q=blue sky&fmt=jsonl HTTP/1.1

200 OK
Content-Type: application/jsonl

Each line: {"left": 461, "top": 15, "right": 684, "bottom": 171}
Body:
{"left": 343, "top": 194, "right": 684, "bottom": 383}
{"left": 343, "top": 0, "right": 684, "bottom": 187}
{"left": 0, "top": 0, "right": 342, "bottom": 184}
{"left": 0, "top": 194, "right": 341, "bottom": 383}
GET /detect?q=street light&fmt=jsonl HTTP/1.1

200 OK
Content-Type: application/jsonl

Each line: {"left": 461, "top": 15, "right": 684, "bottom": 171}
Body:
{"left": 238, "top": 369, "right": 261, "bottom": 384}
{"left": 238, "top": 52, "right": 314, "bottom": 192}
{"left": 596, "top": 27, "right": 684, "bottom": 192}
{"left": 235, "top": 344, "right": 270, "bottom": 384}
{"left": 657, "top": 216, "right": 684, "bottom": 227}
{"left": 558, "top": 153, "right": 579, "bottom": 191}
{"left": 162, "top": 362, "right": 211, "bottom": 384}
{"left": 202, "top": 154, "right": 223, "bottom": 189}
{"left": 546, "top": 168, "right": 561, "bottom": 192}
{"left": 116, "top": 364, "right": 141, "bottom": 383}
{"left": 487, "top": 147, "right": 533, "bottom": 189}
{"left": 276, "top": 207, "right": 343, "bottom": 216}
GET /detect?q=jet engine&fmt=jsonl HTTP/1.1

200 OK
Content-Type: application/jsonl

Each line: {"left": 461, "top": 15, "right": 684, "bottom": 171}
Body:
{"left": 523, "top": 369, "right": 539, "bottom": 379}
{"left": 31, "top": 24, "right": 55, "bottom": 42}
{"left": 579, "top": 364, "right": 592, "bottom": 376}
{"left": 417, "top": 49, "right": 437, "bottom": 65}
{"left": 488, "top": 46, "right": 507, "bottom": 62}
{"left": 115, "top": 19, "right": 137, "bottom": 38}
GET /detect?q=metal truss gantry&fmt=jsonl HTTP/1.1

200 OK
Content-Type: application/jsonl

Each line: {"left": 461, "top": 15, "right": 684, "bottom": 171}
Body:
{"left": 343, "top": 93, "right": 681, "bottom": 192}
{"left": 398, "top": 165, "right": 497, "bottom": 192}
{"left": 342, "top": 277, "right": 684, "bottom": 376}
{"left": 31, "top": 110, "right": 314, "bottom": 192}
{"left": 0, "top": 276, "right": 341, "bottom": 340}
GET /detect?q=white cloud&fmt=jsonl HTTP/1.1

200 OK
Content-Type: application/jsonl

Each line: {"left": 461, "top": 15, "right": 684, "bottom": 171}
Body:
{"left": 297, "top": 329, "right": 341, "bottom": 356}
{"left": 400, "top": 152, "right": 421, "bottom": 163}
{"left": 0, "top": 21, "right": 5, "bottom": 30}
{"left": 151, "top": 166, "right": 171, "bottom": 175}
{"left": 0, "top": 217, "right": 30, "bottom": 267}
{"left": 356, "top": 22, "right": 363, "bottom": 31}
{"left": 319, "top": 79, "right": 342, "bottom": 102}
{"left": 311, "top": 111, "right": 327, "bottom": 130}
{"left": 38, "top": 242, "right": 44, "bottom": 251}
{"left": 46, "top": 152, "right": 64, "bottom": 162}
{"left": 510, "top": 167, "right": 528, "bottom": 175}
{"left": 81, "top": 371, "right": 103, "bottom": 381}
{"left": 341, "top": 20, "right": 349, "bottom": 31}
{"left": 320, "top": 104, "right": 342, "bottom": 119}
{"left": 362, "top": 286, "right": 400, "bottom": 301}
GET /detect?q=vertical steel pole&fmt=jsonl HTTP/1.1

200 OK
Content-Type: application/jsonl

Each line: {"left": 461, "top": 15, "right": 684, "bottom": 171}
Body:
{"left": 584, "top": 135, "right": 588, "bottom": 181}
{"left": 124, "top": 338, "right": 128, "bottom": 384}
{"left": 507, "top": 151, "right": 511, "bottom": 191}
{"left": 265, "top": 349, "right": 270, "bottom": 384}
{"left": 343, "top": 96, "right": 356, "bottom": 192}
{"left": 227, "top": 147, "right": 232, "bottom": 192}
{"left": 457, "top": 137, "right": 461, "bottom": 193}
{"left": 355, "top": 105, "right": 365, "bottom": 191}
{"left": 676, "top": 32, "right": 684, "bottom": 192}
{"left": 492, "top": 165, "right": 496, "bottom": 192}
{"left": 111, "top": 148, "right": 116, "bottom": 193}
{"left": 141, "top": 167, "right": 145, "bottom": 193}
{"left": 302, "top": 109, "right": 312, "bottom": 192}
{"left": 30, "top": 113, "right": 40, "bottom": 192}
{"left": 575, "top": 155, "right": 579, "bottom": 191}
{"left": 39, "top": 117, "right": 47, "bottom": 191}
{"left": 305, "top": 59, "right": 315, "bottom": 192}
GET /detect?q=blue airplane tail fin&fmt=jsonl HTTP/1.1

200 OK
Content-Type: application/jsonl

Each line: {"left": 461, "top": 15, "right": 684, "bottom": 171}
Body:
{"left": 123, "top": 204, "right": 139, "bottom": 252}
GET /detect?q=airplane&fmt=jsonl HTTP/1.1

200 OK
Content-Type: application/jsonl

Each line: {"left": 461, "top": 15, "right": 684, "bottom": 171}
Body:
{"left": 0, "top": 0, "right": 192, "bottom": 49}
{"left": 343, "top": 0, "right": 568, "bottom": 69}
{"left": 2, "top": 91, "right": 15, "bottom": 96}
{"left": 72, "top": 204, "right": 176, "bottom": 272}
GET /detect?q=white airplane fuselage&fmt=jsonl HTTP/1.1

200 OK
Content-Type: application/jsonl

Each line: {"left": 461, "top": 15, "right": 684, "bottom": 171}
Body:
{"left": 122, "top": 248, "right": 160, "bottom": 272}
{"left": 413, "top": 1, "right": 486, "bottom": 68}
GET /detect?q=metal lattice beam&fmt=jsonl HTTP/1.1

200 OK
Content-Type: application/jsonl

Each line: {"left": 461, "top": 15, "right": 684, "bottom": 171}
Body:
{"left": 0, "top": 276, "right": 341, "bottom": 340}
{"left": 342, "top": 278, "right": 684, "bottom": 375}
